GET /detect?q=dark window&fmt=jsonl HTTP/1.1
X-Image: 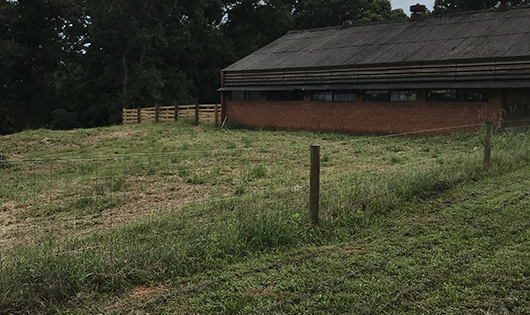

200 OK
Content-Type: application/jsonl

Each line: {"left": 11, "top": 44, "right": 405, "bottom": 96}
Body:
{"left": 232, "top": 91, "right": 261, "bottom": 101}
{"left": 458, "top": 89, "right": 490, "bottom": 102}
{"left": 266, "top": 91, "right": 304, "bottom": 101}
{"left": 390, "top": 90, "right": 417, "bottom": 102}
{"left": 333, "top": 90, "right": 355, "bottom": 102}
{"left": 427, "top": 89, "right": 457, "bottom": 102}
{"left": 365, "top": 90, "right": 390, "bottom": 102}
{"left": 427, "top": 89, "right": 490, "bottom": 102}
{"left": 311, "top": 91, "right": 355, "bottom": 102}
{"left": 312, "top": 91, "right": 333, "bottom": 102}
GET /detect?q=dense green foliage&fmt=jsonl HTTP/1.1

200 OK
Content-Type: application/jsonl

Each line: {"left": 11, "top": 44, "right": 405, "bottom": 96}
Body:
{"left": 0, "top": 0, "right": 405, "bottom": 134}
{"left": 433, "top": 0, "right": 529, "bottom": 13}
{"left": 7, "top": 0, "right": 529, "bottom": 133}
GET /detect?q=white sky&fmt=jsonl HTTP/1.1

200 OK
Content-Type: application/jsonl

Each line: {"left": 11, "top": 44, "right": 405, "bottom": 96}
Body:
{"left": 391, "top": 0, "right": 434, "bottom": 14}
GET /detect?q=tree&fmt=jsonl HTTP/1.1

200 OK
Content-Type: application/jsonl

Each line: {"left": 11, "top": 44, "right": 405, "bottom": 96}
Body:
{"left": 433, "top": 0, "right": 529, "bottom": 14}
{"left": 176, "top": 0, "right": 233, "bottom": 103}
{"left": 0, "top": 0, "right": 411, "bottom": 134}
{"left": 0, "top": 0, "right": 87, "bottom": 134}
{"left": 222, "top": 0, "right": 296, "bottom": 59}
{"left": 84, "top": 0, "right": 192, "bottom": 112}
{"left": 293, "top": 0, "right": 406, "bottom": 29}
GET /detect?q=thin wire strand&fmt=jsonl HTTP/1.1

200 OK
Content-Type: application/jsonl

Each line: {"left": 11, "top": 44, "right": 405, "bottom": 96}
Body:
{"left": 1, "top": 182, "right": 308, "bottom": 237}
{"left": 0, "top": 146, "right": 305, "bottom": 164}
{"left": 321, "top": 123, "right": 484, "bottom": 148}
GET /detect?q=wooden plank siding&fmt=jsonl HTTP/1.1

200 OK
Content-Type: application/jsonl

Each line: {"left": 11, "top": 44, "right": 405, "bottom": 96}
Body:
{"left": 222, "top": 59, "right": 530, "bottom": 87}
{"left": 123, "top": 104, "right": 221, "bottom": 125}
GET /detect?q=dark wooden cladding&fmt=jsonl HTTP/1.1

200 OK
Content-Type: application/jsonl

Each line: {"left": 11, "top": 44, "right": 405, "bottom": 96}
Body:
{"left": 223, "top": 59, "right": 530, "bottom": 88}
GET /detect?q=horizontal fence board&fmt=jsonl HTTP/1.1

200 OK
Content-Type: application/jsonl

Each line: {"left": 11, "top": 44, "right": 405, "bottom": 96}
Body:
{"left": 124, "top": 104, "right": 221, "bottom": 125}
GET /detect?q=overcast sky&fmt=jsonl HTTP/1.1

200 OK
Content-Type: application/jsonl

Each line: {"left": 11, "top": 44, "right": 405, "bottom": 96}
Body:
{"left": 391, "top": 0, "right": 434, "bottom": 13}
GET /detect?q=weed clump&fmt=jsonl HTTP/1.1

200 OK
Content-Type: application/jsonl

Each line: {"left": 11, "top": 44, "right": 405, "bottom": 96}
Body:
{"left": 0, "top": 154, "right": 11, "bottom": 169}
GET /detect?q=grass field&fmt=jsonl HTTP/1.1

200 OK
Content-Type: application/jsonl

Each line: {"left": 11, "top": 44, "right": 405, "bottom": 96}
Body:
{"left": 0, "top": 121, "right": 529, "bottom": 314}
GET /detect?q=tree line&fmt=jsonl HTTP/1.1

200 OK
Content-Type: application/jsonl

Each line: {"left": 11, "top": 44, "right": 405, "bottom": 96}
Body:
{"left": 0, "top": 0, "right": 523, "bottom": 134}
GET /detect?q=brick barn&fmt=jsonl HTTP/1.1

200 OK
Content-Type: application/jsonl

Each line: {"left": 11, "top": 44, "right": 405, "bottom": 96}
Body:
{"left": 219, "top": 2, "right": 530, "bottom": 135}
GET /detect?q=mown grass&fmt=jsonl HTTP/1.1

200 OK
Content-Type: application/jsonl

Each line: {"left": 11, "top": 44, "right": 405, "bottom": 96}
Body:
{"left": 0, "top": 122, "right": 529, "bottom": 313}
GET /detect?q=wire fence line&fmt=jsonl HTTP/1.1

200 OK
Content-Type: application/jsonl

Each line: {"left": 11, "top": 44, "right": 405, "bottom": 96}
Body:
{"left": 1, "top": 164, "right": 310, "bottom": 208}
{"left": 0, "top": 174, "right": 309, "bottom": 243}
{"left": 5, "top": 184, "right": 311, "bottom": 253}
{"left": 0, "top": 145, "right": 306, "bottom": 164}
{"left": 0, "top": 121, "right": 527, "bottom": 251}
{"left": 0, "top": 148, "right": 310, "bottom": 188}
{"left": 321, "top": 122, "right": 485, "bottom": 148}
{"left": 0, "top": 120, "right": 501, "bottom": 166}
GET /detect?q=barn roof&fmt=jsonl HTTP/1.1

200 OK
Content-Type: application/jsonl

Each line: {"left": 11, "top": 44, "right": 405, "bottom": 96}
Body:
{"left": 224, "top": 5, "right": 530, "bottom": 72}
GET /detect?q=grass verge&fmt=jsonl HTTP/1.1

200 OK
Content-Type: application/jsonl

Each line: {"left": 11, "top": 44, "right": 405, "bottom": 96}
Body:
{"left": 1, "top": 134, "right": 530, "bottom": 314}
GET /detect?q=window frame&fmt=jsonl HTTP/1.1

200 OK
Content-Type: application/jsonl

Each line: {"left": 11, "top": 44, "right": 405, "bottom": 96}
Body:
{"left": 426, "top": 89, "right": 458, "bottom": 102}
{"left": 231, "top": 91, "right": 261, "bottom": 102}
{"left": 390, "top": 90, "right": 417, "bottom": 102}
{"left": 311, "top": 91, "right": 333, "bottom": 102}
{"left": 311, "top": 90, "right": 355, "bottom": 102}
{"left": 266, "top": 90, "right": 305, "bottom": 102}
{"left": 426, "top": 89, "right": 490, "bottom": 103}
{"left": 364, "top": 90, "right": 391, "bottom": 102}
{"left": 333, "top": 90, "right": 356, "bottom": 102}
{"left": 458, "top": 89, "right": 490, "bottom": 103}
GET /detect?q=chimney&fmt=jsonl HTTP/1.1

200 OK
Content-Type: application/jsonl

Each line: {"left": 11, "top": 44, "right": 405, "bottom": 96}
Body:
{"left": 410, "top": 3, "right": 427, "bottom": 20}
{"left": 497, "top": 0, "right": 511, "bottom": 11}
{"left": 340, "top": 12, "right": 354, "bottom": 29}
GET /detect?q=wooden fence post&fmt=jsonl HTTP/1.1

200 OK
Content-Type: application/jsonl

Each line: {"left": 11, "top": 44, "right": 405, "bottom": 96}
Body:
{"left": 137, "top": 107, "right": 141, "bottom": 124}
{"left": 310, "top": 145, "right": 320, "bottom": 225}
{"left": 214, "top": 104, "right": 219, "bottom": 127}
{"left": 155, "top": 104, "right": 160, "bottom": 123}
{"left": 174, "top": 101, "right": 179, "bottom": 121}
{"left": 484, "top": 121, "right": 493, "bottom": 168}
{"left": 194, "top": 102, "right": 199, "bottom": 126}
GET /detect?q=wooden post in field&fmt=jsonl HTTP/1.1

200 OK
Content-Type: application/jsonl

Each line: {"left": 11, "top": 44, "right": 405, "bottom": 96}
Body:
{"left": 214, "top": 104, "right": 219, "bottom": 127}
{"left": 137, "top": 107, "right": 141, "bottom": 124}
{"left": 155, "top": 104, "right": 160, "bottom": 123}
{"left": 310, "top": 145, "right": 320, "bottom": 225}
{"left": 174, "top": 101, "right": 179, "bottom": 121}
{"left": 194, "top": 102, "right": 199, "bottom": 126}
{"left": 484, "top": 121, "right": 493, "bottom": 168}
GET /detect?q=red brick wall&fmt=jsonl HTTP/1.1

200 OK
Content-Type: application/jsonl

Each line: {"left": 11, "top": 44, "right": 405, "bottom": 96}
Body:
{"left": 223, "top": 90, "right": 502, "bottom": 135}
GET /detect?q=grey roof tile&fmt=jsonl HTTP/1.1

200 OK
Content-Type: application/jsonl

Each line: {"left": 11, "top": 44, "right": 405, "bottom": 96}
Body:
{"left": 224, "top": 6, "right": 530, "bottom": 72}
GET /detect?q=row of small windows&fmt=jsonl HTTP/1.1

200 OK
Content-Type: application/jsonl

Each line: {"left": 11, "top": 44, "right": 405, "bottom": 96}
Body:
{"left": 230, "top": 89, "right": 490, "bottom": 103}
{"left": 427, "top": 89, "right": 490, "bottom": 102}
{"left": 312, "top": 91, "right": 356, "bottom": 102}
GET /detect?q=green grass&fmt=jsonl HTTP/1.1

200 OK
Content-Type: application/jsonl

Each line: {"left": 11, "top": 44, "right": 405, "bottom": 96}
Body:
{"left": 0, "top": 121, "right": 529, "bottom": 314}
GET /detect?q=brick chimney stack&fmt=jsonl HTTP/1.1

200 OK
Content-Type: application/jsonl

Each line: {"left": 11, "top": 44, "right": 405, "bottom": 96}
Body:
{"left": 497, "top": 0, "right": 511, "bottom": 11}
{"left": 410, "top": 3, "right": 427, "bottom": 20}
{"left": 340, "top": 12, "right": 354, "bottom": 29}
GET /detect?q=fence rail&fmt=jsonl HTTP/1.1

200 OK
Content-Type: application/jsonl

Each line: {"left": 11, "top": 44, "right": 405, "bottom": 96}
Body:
{"left": 122, "top": 104, "right": 221, "bottom": 125}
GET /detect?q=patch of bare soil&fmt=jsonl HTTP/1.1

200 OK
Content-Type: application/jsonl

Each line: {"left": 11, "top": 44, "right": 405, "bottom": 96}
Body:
{"left": 0, "top": 179, "right": 231, "bottom": 249}
{"left": 131, "top": 286, "right": 168, "bottom": 298}
{"left": 28, "top": 138, "right": 80, "bottom": 150}
{"left": 82, "top": 130, "right": 147, "bottom": 145}
{"left": 339, "top": 247, "right": 362, "bottom": 254}
{"left": 0, "top": 201, "right": 31, "bottom": 225}
{"left": 8, "top": 154, "right": 25, "bottom": 161}
{"left": 0, "top": 201, "right": 34, "bottom": 248}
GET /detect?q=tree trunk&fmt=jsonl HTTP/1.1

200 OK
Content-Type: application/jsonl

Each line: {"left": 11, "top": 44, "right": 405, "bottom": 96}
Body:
{"left": 121, "top": 38, "right": 136, "bottom": 109}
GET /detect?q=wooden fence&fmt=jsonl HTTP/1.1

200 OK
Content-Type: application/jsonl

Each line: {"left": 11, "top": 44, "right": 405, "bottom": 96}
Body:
{"left": 122, "top": 104, "right": 221, "bottom": 125}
